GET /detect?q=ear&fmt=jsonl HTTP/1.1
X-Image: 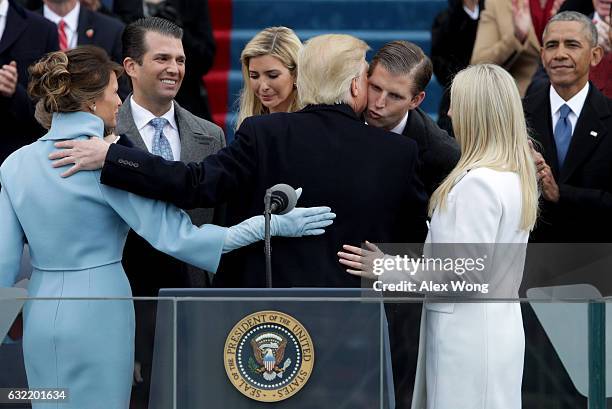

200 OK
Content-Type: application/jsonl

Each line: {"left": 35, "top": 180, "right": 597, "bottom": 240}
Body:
{"left": 590, "top": 45, "right": 604, "bottom": 67}
{"left": 408, "top": 91, "right": 426, "bottom": 110}
{"left": 350, "top": 77, "right": 360, "bottom": 98}
{"left": 123, "top": 57, "right": 138, "bottom": 79}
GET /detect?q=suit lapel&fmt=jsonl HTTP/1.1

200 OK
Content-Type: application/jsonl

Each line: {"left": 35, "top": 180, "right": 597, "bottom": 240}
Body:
{"left": 525, "top": 87, "right": 560, "bottom": 177}
{"left": 116, "top": 95, "right": 148, "bottom": 151}
{"left": 174, "top": 101, "right": 211, "bottom": 164}
{"left": 402, "top": 109, "right": 430, "bottom": 150}
{"left": 0, "top": 4, "right": 27, "bottom": 56}
{"left": 560, "top": 85, "right": 610, "bottom": 183}
{"left": 77, "top": 7, "right": 94, "bottom": 45}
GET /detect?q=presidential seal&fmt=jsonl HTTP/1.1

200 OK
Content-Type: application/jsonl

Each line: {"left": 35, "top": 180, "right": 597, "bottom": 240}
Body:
{"left": 224, "top": 310, "right": 315, "bottom": 402}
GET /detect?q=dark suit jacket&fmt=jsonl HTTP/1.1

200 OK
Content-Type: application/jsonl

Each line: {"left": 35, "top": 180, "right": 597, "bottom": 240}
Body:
{"left": 34, "top": 5, "right": 124, "bottom": 63}
{"left": 35, "top": 5, "right": 127, "bottom": 97}
{"left": 100, "top": 103, "right": 429, "bottom": 287}
{"left": 402, "top": 107, "right": 460, "bottom": 195}
{"left": 75, "top": 6, "right": 124, "bottom": 65}
{"left": 0, "top": 0, "right": 58, "bottom": 165}
{"left": 524, "top": 83, "right": 612, "bottom": 243}
{"left": 431, "top": 0, "right": 483, "bottom": 126}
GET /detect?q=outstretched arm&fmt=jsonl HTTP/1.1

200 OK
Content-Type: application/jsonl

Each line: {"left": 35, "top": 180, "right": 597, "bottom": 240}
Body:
{"left": 49, "top": 120, "right": 260, "bottom": 210}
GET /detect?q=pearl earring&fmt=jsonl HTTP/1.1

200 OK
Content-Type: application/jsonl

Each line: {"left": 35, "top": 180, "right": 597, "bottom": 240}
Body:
{"left": 91, "top": 104, "right": 97, "bottom": 112}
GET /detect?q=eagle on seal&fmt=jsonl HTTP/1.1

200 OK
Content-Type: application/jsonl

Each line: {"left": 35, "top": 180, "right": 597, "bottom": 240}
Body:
{"left": 251, "top": 333, "right": 290, "bottom": 381}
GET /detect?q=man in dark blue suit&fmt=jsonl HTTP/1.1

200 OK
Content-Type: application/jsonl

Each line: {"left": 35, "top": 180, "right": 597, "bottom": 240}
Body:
{"left": 522, "top": 12, "right": 611, "bottom": 409}
{"left": 40, "top": 0, "right": 123, "bottom": 62}
{"left": 39, "top": 0, "right": 127, "bottom": 96}
{"left": 50, "top": 33, "right": 429, "bottom": 288}
{"left": 0, "top": 0, "right": 58, "bottom": 166}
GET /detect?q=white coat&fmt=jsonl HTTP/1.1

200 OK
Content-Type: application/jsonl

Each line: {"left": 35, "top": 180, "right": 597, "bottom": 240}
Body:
{"left": 411, "top": 167, "right": 528, "bottom": 409}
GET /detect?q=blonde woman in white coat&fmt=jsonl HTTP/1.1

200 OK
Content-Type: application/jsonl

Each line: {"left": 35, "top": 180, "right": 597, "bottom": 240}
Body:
{"left": 338, "top": 64, "right": 539, "bottom": 409}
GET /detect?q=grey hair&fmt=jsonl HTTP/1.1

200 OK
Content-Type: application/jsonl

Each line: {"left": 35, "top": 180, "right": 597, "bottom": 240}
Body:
{"left": 543, "top": 11, "right": 598, "bottom": 47}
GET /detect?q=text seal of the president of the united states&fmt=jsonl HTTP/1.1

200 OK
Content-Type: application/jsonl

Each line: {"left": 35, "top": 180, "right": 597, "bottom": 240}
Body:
{"left": 224, "top": 310, "right": 315, "bottom": 402}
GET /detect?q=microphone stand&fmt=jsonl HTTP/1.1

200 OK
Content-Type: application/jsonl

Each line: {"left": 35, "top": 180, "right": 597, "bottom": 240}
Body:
{"left": 264, "top": 189, "right": 273, "bottom": 288}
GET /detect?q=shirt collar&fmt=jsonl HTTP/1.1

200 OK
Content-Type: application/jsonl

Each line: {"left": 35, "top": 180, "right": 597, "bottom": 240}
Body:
{"left": 130, "top": 97, "right": 178, "bottom": 132}
{"left": 0, "top": 0, "right": 9, "bottom": 18}
{"left": 390, "top": 111, "right": 410, "bottom": 135}
{"left": 462, "top": 4, "right": 480, "bottom": 20}
{"left": 43, "top": 1, "right": 80, "bottom": 31}
{"left": 593, "top": 13, "right": 604, "bottom": 24}
{"left": 549, "top": 81, "right": 590, "bottom": 118}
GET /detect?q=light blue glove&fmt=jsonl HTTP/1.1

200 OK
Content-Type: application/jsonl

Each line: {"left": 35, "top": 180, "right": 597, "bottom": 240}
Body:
{"left": 222, "top": 205, "right": 336, "bottom": 253}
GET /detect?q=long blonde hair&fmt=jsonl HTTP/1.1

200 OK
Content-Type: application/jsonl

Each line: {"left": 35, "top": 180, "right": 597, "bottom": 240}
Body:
{"left": 428, "top": 64, "right": 539, "bottom": 231}
{"left": 235, "top": 27, "right": 302, "bottom": 130}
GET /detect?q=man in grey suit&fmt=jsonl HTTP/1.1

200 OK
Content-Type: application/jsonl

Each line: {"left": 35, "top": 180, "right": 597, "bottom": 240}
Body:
{"left": 116, "top": 17, "right": 225, "bottom": 408}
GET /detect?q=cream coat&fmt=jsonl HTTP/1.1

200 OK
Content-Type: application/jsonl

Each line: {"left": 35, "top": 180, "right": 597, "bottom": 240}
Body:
{"left": 411, "top": 168, "right": 528, "bottom": 409}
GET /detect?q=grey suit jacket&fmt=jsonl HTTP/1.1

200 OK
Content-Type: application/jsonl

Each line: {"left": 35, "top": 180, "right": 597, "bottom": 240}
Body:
{"left": 116, "top": 95, "right": 226, "bottom": 226}
{"left": 117, "top": 96, "right": 225, "bottom": 285}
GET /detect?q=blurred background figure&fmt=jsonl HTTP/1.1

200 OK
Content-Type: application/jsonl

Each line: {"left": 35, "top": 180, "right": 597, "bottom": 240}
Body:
{"left": 0, "top": 0, "right": 58, "bottom": 166}
{"left": 35, "top": 0, "right": 129, "bottom": 97}
{"left": 235, "top": 26, "right": 302, "bottom": 130}
{"left": 471, "top": 0, "right": 565, "bottom": 96}
{"left": 23, "top": 0, "right": 143, "bottom": 23}
{"left": 430, "top": 0, "right": 483, "bottom": 135}
{"left": 143, "top": 0, "right": 216, "bottom": 120}
{"left": 28, "top": 0, "right": 123, "bottom": 63}
{"left": 566, "top": 0, "right": 610, "bottom": 96}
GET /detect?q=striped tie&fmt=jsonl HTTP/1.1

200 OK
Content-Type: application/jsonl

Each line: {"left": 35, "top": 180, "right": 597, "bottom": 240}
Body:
{"left": 58, "top": 20, "right": 68, "bottom": 51}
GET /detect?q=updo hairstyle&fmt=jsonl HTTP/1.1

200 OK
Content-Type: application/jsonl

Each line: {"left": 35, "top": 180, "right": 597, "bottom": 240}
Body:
{"left": 28, "top": 46, "right": 123, "bottom": 129}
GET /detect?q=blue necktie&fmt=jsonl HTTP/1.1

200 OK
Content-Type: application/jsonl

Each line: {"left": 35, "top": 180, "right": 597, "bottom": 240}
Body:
{"left": 554, "top": 104, "right": 572, "bottom": 168}
{"left": 149, "top": 118, "right": 174, "bottom": 161}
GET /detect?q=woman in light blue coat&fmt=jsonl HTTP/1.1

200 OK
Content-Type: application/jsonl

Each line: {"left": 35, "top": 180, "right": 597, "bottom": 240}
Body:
{"left": 0, "top": 47, "right": 335, "bottom": 409}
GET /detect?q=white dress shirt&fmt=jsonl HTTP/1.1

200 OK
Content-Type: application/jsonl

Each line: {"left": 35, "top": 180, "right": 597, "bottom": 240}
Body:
{"left": 549, "top": 81, "right": 589, "bottom": 137}
{"left": 130, "top": 97, "right": 181, "bottom": 160}
{"left": 0, "top": 0, "right": 9, "bottom": 43}
{"left": 463, "top": 3, "right": 480, "bottom": 20}
{"left": 390, "top": 111, "right": 410, "bottom": 135}
{"left": 43, "top": 2, "right": 80, "bottom": 49}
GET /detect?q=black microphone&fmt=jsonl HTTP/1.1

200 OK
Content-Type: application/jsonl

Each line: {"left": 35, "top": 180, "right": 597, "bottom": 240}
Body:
{"left": 266, "top": 184, "right": 297, "bottom": 215}
{"left": 263, "top": 184, "right": 297, "bottom": 288}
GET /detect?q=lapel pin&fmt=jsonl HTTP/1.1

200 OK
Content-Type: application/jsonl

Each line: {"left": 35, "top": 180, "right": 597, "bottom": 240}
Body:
{"left": 86, "top": 29, "right": 94, "bottom": 39}
{"left": 590, "top": 131, "right": 598, "bottom": 138}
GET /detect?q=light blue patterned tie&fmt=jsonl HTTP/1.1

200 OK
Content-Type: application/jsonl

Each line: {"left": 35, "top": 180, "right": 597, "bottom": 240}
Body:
{"left": 149, "top": 117, "right": 174, "bottom": 161}
{"left": 554, "top": 104, "right": 572, "bottom": 168}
